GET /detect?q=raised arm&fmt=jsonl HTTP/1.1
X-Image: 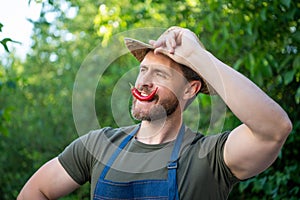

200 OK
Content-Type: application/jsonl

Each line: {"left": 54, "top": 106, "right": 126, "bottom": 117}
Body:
{"left": 151, "top": 26, "right": 292, "bottom": 180}
{"left": 17, "top": 157, "right": 80, "bottom": 200}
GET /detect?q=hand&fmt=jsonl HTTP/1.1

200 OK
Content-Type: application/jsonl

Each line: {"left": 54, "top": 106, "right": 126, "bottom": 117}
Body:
{"left": 149, "top": 26, "right": 205, "bottom": 58}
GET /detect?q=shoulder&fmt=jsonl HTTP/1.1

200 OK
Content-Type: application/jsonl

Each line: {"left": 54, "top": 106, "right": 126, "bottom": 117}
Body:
{"left": 57, "top": 124, "right": 139, "bottom": 184}
{"left": 189, "top": 131, "right": 240, "bottom": 184}
{"left": 186, "top": 130, "right": 232, "bottom": 169}
{"left": 59, "top": 124, "right": 139, "bottom": 160}
{"left": 180, "top": 128, "right": 230, "bottom": 158}
{"left": 192, "top": 131, "right": 230, "bottom": 156}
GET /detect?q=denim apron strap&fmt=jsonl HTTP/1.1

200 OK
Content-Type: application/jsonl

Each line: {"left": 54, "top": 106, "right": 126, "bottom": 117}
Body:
{"left": 100, "top": 125, "right": 140, "bottom": 180}
{"left": 167, "top": 124, "right": 185, "bottom": 200}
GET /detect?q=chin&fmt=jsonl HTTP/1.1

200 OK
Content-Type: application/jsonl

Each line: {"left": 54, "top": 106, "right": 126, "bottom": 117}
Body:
{"left": 131, "top": 104, "right": 177, "bottom": 122}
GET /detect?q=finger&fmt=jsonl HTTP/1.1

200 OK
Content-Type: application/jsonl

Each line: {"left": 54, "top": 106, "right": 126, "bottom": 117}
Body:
{"left": 176, "top": 30, "right": 183, "bottom": 46}
{"left": 151, "top": 28, "right": 182, "bottom": 53}
{"left": 151, "top": 38, "right": 166, "bottom": 48}
{"left": 167, "top": 31, "right": 179, "bottom": 53}
{"left": 149, "top": 40, "right": 156, "bottom": 46}
{"left": 154, "top": 46, "right": 167, "bottom": 55}
{"left": 166, "top": 39, "right": 175, "bottom": 54}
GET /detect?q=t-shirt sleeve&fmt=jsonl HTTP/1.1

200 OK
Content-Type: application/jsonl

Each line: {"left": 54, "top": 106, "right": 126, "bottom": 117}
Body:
{"left": 206, "top": 132, "right": 240, "bottom": 187}
{"left": 58, "top": 130, "right": 102, "bottom": 185}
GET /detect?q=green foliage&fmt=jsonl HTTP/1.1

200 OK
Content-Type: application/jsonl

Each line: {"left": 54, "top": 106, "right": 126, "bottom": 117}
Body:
{"left": 0, "top": 23, "right": 21, "bottom": 52}
{"left": 1, "top": 0, "right": 299, "bottom": 199}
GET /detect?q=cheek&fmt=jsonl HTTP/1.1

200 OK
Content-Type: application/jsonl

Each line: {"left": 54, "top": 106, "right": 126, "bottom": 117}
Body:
{"left": 160, "top": 76, "right": 186, "bottom": 98}
{"left": 158, "top": 85, "right": 184, "bottom": 101}
{"left": 134, "top": 76, "right": 141, "bottom": 87}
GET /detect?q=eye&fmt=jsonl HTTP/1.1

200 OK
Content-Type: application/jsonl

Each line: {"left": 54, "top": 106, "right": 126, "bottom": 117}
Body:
{"left": 156, "top": 72, "right": 165, "bottom": 77}
{"left": 156, "top": 71, "right": 167, "bottom": 78}
{"left": 139, "top": 66, "right": 147, "bottom": 73}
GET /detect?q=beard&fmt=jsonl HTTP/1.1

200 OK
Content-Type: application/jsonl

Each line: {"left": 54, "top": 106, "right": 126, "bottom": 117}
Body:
{"left": 131, "top": 93, "right": 179, "bottom": 121}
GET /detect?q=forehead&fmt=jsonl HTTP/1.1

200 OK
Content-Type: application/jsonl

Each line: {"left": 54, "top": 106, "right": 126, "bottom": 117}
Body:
{"left": 140, "top": 51, "right": 182, "bottom": 72}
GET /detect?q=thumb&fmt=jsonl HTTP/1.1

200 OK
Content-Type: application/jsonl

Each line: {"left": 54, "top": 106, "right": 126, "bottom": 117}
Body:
{"left": 154, "top": 46, "right": 171, "bottom": 55}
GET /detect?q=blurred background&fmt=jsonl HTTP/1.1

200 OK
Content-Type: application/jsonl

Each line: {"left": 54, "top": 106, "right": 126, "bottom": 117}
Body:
{"left": 0, "top": 0, "right": 299, "bottom": 199}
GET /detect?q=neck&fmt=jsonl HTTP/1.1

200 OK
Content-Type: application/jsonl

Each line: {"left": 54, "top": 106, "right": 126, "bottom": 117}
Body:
{"left": 137, "top": 114, "right": 183, "bottom": 144}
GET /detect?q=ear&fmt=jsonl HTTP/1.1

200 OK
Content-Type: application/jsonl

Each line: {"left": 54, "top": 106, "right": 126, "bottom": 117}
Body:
{"left": 183, "top": 80, "right": 202, "bottom": 100}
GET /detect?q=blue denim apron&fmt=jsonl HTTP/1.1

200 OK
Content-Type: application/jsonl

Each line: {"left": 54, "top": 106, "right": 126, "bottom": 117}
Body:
{"left": 93, "top": 124, "right": 185, "bottom": 200}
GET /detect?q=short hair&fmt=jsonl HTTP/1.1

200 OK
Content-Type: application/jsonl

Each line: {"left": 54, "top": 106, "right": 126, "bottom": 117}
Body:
{"left": 178, "top": 64, "right": 203, "bottom": 96}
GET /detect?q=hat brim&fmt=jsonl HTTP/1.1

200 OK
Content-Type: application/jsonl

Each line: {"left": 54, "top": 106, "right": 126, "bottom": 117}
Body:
{"left": 124, "top": 37, "right": 214, "bottom": 95}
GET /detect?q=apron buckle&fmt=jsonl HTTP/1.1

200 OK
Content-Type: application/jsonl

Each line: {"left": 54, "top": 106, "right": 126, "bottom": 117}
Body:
{"left": 167, "top": 161, "right": 178, "bottom": 169}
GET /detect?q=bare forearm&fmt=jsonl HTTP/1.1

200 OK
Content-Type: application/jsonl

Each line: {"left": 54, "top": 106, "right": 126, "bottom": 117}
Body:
{"left": 190, "top": 49, "right": 292, "bottom": 140}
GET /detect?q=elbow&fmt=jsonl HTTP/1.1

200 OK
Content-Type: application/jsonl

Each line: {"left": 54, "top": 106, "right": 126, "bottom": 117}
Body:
{"left": 276, "top": 115, "right": 293, "bottom": 142}
{"left": 283, "top": 117, "right": 293, "bottom": 136}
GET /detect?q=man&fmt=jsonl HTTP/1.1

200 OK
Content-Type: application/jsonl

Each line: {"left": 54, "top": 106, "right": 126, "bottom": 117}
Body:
{"left": 17, "top": 26, "right": 292, "bottom": 199}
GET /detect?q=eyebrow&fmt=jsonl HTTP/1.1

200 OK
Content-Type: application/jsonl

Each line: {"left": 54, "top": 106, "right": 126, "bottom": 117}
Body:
{"left": 139, "top": 64, "right": 169, "bottom": 71}
{"left": 139, "top": 64, "right": 148, "bottom": 69}
{"left": 141, "top": 64, "right": 175, "bottom": 78}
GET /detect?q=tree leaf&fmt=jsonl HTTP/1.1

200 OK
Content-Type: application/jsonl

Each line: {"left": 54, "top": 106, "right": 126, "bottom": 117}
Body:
{"left": 279, "top": 55, "right": 293, "bottom": 71}
{"left": 0, "top": 38, "right": 21, "bottom": 52}
{"left": 233, "top": 58, "right": 243, "bottom": 70}
{"left": 261, "top": 65, "right": 273, "bottom": 78}
{"left": 296, "top": 86, "right": 300, "bottom": 104}
{"left": 292, "top": 31, "right": 300, "bottom": 43}
{"left": 283, "top": 70, "right": 295, "bottom": 85}
{"left": 293, "top": 55, "right": 300, "bottom": 71}
{"left": 0, "top": 38, "right": 13, "bottom": 52}
{"left": 281, "top": 0, "right": 291, "bottom": 8}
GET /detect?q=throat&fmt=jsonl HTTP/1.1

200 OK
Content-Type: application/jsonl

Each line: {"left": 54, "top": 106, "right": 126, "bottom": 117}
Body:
{"left": 136, "top": 120, "right": 181, "bottom": 144}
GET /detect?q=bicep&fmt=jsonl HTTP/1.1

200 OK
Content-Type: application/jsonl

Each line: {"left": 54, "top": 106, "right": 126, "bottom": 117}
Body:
{"left": 224, "top": 124, "right": 284, "bottom": 180}
{"left": 18, "top": 157, "right": 80, "bottom": 200}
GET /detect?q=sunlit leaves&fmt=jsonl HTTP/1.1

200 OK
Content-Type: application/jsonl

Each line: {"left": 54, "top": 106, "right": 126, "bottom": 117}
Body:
{"left": 1, "top": 0, "right": 299, "bottom": 199}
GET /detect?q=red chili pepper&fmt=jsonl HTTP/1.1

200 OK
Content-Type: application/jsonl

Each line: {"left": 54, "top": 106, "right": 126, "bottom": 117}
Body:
{"left": 129, "top": 83, "right": 158, "bottom": 101}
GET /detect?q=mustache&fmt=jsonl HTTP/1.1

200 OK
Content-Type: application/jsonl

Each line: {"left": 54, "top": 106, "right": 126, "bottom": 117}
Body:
{"left": 136, "top": 86, "right": 159, "bottom": 101}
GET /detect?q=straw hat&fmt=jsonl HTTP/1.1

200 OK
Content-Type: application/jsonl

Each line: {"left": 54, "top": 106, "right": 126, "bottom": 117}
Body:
{"left": 124, "top": 37, "right": 214, "bottom": 95}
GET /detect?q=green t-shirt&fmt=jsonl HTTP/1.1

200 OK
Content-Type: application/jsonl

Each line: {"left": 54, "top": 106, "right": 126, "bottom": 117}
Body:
{"left": 58, "top": 125, "right": 240, "bottom": 199}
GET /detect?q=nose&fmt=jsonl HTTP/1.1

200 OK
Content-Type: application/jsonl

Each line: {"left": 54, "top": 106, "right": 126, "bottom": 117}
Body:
{"left": 135, "top": 70, "right": 154, "bottom": 90}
